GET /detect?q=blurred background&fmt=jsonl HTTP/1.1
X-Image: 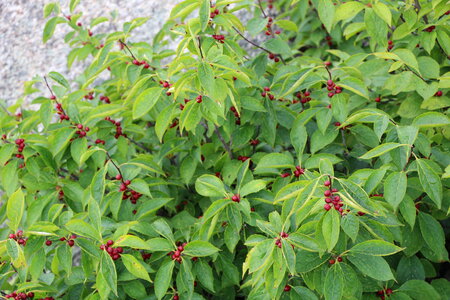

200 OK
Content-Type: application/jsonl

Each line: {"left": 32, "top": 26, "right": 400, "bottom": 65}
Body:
{"left": 0, "top": 0, "right": 180, "bottom": 105}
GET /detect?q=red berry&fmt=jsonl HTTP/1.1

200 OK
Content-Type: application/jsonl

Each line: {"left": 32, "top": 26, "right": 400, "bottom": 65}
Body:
{"left": 9, "top": 234, "right": 16, "bottom": 239}
{"left": 284, "top": 285, "right": 291, "bottom": 292}
{"left": 45, "top": 240, "right": 52, "bottom": 246}
{"left": 324, "top": 61, "right": 331, "bottom": 66}
{"left": 115, "top": 174, "right": 122, "bottom": 180}
{"left": 329, "top": 259, "right": 335, "bottom": 264}
{"left": 68, "top": 240, "right": 75, "bottom": 247}
{"left": 324, "top": 190, "right": 332, "bottom": 197}
{"left": 124, "top": 180, "right": 131, "bottom": 185}
{"left": 435, "top": 91, "right": 443, "bottom": 97}
{"left": 337, "top": 257, "right": 343, "bottom": 262}
{"left": 264, "top": 87, "right": 270, "bottom": 92}
{"left": 268, "top": 53, "right": 275, "bottom": 59}
{"left": 324, "top": 180, "right": 331, "bottom": 186}
{"left": 274, "top": 57, "right": 280, "bottom": 62}
{"left": 328, "top": 92, "right": 334, "bottom": 98}
{"left": 107, "top": 240, "right": 114, "bottom": 246}
{"left": 375, "top": 97, "right": 381, "bottom": 102}
{"left": 334, "top": 122, "right": 341, "bottom": 126}
{"left": 174, "top": 295, "right": 179, "bottom": 300}
{"left": 324, "top": 204, "right": 331, "bottom": 211}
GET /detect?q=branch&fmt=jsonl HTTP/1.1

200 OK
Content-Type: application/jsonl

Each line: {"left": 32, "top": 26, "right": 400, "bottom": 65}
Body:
{"left": 128, "top": 138, "right": 152, "bottom": 152}
{"left": 405, "top": 66, "right": 427, "bottom": 82}
{"left": 325, "top": 66, "right": 332, "bottom": 81}
{"left": 119, "top": 39, "right": 137, "bottom": 60}
{"left": 257, "top": 0, "right": 268, "bottom": 18}
{"left": 232, "top": 26, "right": 286, "bottom": 64}
{"left": 197, "top": 36, "right": 204, "bottom": 59}
{"left": 214, "top": 125, "right": 233, "bottom": 159}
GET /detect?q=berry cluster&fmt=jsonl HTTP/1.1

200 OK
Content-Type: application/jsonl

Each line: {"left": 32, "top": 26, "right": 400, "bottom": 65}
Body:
{"left": 329, "top": 256, "right": 343, "bottom": 264}
{"left": 100, "top": 240, "right": 123, "bottom": 260}
{"left": 104, "top": 117, "right": 126, "bottom": 139}
{"left": 209, "top": 5, "right": 220, "bottom": 18}
{"left": 132, "top": 59, "right": 150, "bottom": 69}
{"left": 230, "top": 106, "right": 241, "bottom": 125}
{"left": 14, "top": 138, "right": 25, "bottom": 159}
{"left": 376, "top": 288, "right": 393, "bottom": 299}
{"left": 141, "top": 252, "right": 152, "bottom": 261}
{"left": 281, "top": 166, "right": 304, "bottom": 178}
{"left": 261, "top": 86, "right": 275, "bottom": 100}
{"left": 4, "top": 292, "right": 35, "bottom": 299}
{"left": 323, "top": 180, "right": 344, "bottom": 214}
{"left": 264, "top": 17, "right": 281, "bottom": 36}
{"left": 60, "top": 235, "right": 77, "bottom": 247}
{"left": 387, "top": 40, "right": 394, "bottom": 51}
{"left": 84, "top": 91, "right": 95, "bottom": 100}
{"left": 117, "top": 177, "right": 142, "bottom": 204}
{"left": 274, "top": 232, "right": 289, "bottom": 248}
{"left": 8, "top": 230, "right": 27, "bottom": 246}
{"left": 237, "top": 155, "right": 250, "bottom": 162}
{"left": 294, "top": 90, "right": 311, "bottom": 104}
{"left": 212, "top": 34, "right": 225, "bottom": 43}
{"left": 268, "top": 52, "right": 280, "bottom": 63}
{"left": 168, "top": 242, "right": 187, "bottom": 263}
{"left": 55, "top": 103, "right": 70, "bottom": 121}
{"left": 159, "top": 80, "right": 173, "bottom": 96}
{"left": 231, "top": 194, "right": 240, "bottom": 203}
{"left": 325, "top": 79, "right": 342, "bottom": 98}
{"left": 249, "top": 139, "right": 259, "bottom": 146}
{"left": 99, "top": 95, "right": 111, "bottom": 103}
{"left": 74, "top": 123, "right": 90, "bottom": 138}
{"left": 95, "top": 139, "right": 106, "bottom": 145}
{"left": 325, "top": 35, "right": 333, "bottom": 47}
{"left": 424, "top": 25, "right": 436, "bottom": 32}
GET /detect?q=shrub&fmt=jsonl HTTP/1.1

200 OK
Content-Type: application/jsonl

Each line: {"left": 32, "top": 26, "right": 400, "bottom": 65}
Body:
{"left": 0, "top": 0, "right": 449, "bottom": 299}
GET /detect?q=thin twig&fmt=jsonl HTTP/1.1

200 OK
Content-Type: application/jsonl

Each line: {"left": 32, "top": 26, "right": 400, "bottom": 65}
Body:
{"left": 405, "top": 66, "right": 427, "bottom": 82}
{"left": 232, "top": 26, "right": 286, "bottom": 64}
{"left": 119, "top": 39, "right": 137, "bottom": 60}
{"left": 197, "top": 36, "right": 204, "bottom": 59}
{"left": 257, "top": 0, "right": 268, "bottom": 18}
{"left": 325, "top": 66, "right": 332, "bottom": 81}
{"left": 214, "top": 125, "right": 233, "bottom": 159}
{"left": 128, "top": 138, "right": 152, "bottom": 152}
{"left": 105, "top": 151, "right": 125, "bottom": 183}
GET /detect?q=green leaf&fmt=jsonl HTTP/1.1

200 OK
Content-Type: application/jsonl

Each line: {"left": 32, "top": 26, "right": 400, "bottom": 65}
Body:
{"left": 147, "top": 237, "right": 173, "bottom": 252}
{"left": 324, "top": 264, "right": 344, "bottom": 300}
{"left": 287, "top": 233, "right": 319, "bottom": 252}
{"left": 384, "top": 172, "right": 407, "bottom": 211}
{"left": 132, "top": 87, "right": 163, "bottom": 119}
{"left": 180, "top": 100, "right": 202, "bottom": 132}
{"left": 310, "top": 127, "right": 339, "bottom": 154}
{"left": 416, "top": 159, "right": 442, "bottom": 208}
{"left": 341, "top": 214, "right": 359, "bottom": 241}
{"left": 154, "top": 259, "right": 175, "bottom": 300}
{"left": 49, "top": 127, "right": 75, "bottom": 157}
{"left": 115, "top": 235, "right": 152, "bottom": 250}
{"left": 275, "top": 20, "right": 298, "bottom": 32}
{"left": 373, "top": 2, "right": 392, "bottom": 26}
{"left": 183, "top": 240, "right": 220, "bottom": 257}
{"left": 334, "top": 1, "right": 365, "bottom": 23}
{"left": 418, "top": 212, "right": 447, "bottom": 261}
{"left": 359, "top": 143, "right": 403, "bottom": 159}
{"left": 7, "top": 189, "right": 25, "bottom": 232}
{"left": 254, "top": 153, "right": 294, "bottom": 174}
{"left": 49, "top": 71, "right": 70, "bottom": 89}
{"left": 290, "top": 123, "right": 307, "bottom": 157}
{"left": 347, "top": 253, "right": 394, "bottom": 281}
{"left": 239, "top": 180, "right": 266, "bottom": 197}
{"left": 198, "top": 62, "right": 215, "bottom": 95}
{"left": 263, "top": 38, "right": 291, "bottom": 57}
{"left": 43, "top": 17, "right": 64, "bottom": 43}
{"left": 202, "top": 198, "right": 232, "bottom": 221}
{"left": 338, "top": 77, "right": 369, "bottom": 99}
{"left": 199, "top": 0, "right": 210, "bottom": 31}
{"left": 281, "top": 239, "right": 296, "bottom": 275}
{"left": 152, "top": 219, "right": 175, "bottom": 244}
{"left": 7, "top": 239, "right": 26, "bottom": 268}
{"left": 155, "top": 104, "right": 175, "bottom": 142}
{"left": 195, "top": 174, "right": 227, "bottom": 197}
{"left": 65, "top": 219, "right": 101, "bottom": 241}
{"left": 194, "top": 260, "right": 215, "bottom": 292}
{"left": 100, "top": 251, "right": 117, "bottom": 296}
{"left": 121, "top": 254, "right": 151, "bottom": 282}
{"left": 317, "top": 0, "right": 335, "bottom": 33}
{"left": 399, "top": 280, "right": 441, "bottom": 300}
{"left": 349, "top": 240, "right": 403, "bottom": 256}
{"left": 322, "top": 209, "right": 340, "bottom": 251}
{"left": 413, "top": 112, "right": 450, "bottom": 128}
{"left": 338, "top": 179, "right": 373, "bottom": 214}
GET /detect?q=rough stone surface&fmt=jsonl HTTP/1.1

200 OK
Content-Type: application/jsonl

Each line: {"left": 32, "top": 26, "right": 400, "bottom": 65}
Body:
{"left": 0, "top": 0, "right": 180, "bottom": 105}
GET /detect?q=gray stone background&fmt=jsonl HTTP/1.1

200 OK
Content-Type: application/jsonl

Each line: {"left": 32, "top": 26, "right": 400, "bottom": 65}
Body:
{"left": 0, "top": 0, "right": 181, "bottom": 105}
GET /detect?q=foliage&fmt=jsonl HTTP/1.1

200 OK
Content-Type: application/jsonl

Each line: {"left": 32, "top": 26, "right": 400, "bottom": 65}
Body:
{"left": 1, "top": 0, "right": 450, "bottom": 299}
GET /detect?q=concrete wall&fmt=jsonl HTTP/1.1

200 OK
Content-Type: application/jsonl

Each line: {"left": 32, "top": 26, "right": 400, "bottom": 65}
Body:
{"left": 0, "top": 0, "right": 180, "bottom": 105}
